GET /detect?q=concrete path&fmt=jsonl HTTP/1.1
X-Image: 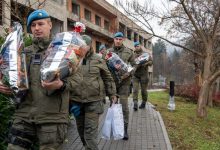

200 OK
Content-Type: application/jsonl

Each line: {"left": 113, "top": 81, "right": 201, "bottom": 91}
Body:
{"left": 62, "top": 97, "right": 172, "bottom": 150}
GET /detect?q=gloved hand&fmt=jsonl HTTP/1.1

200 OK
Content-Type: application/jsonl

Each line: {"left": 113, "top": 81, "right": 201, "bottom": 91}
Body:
{"left": 121, "top": 72, "right": 131, "bottom": 80}
{"left": 111, "top": 95, "right": 118, "bottom": 104}
{"left": 70, "top": 104, "right": 81, "bottom": 117}
{"left": 110, "top": 95, "right": 118, "bottom": 107}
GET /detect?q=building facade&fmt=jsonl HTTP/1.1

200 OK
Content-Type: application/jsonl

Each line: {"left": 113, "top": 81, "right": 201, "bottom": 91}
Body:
{"left": 0, "top": 0, "right": 153, "bottom": 85}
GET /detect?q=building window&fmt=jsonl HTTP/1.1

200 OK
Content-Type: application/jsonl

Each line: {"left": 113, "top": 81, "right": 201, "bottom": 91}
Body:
{"left": 104, "top": 20, "right": 109, "bottom": 30}
{"left": 134, "top": 32, "right": 138, "bottom": 42}
{"left": 119, "top": 22, "right": 125, "bottom": 34}
{"left": 0, "top": 0, "right": 2, "bottom": 25}
{"left": 144, "top": 39, "right": 147, "bottom": 48}
{"left": 105, "top": 44, "right": 110, "bottom": 49}
{"left": 95, "top": 15, "right": 101, "bottom": 26}
{"left": 96, "top": 41, "right": 101, "bottom": 53}
{"left": 148, "top": 41, "right": 152, "bottom": 48}
{"left": 127, "top": 28, "right": 132, "bottom": 40}
{"left": 67, "top": 19, "right": 76, "bottom": 31}
{"left": 72, "top": 3, "right": 80, "bottom": 16}
{"left": 139, "top": 36, "right": 143, "bottom": 45}
{"left": 85, "top": 9, "right": 91, "bottom": 21}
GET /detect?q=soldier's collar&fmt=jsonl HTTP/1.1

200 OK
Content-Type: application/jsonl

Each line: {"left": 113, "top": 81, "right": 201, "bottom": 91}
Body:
{"left": 135, "top": 48, "right": 143, "bottom": 53}
{"left": 33, "top": 37, "right": 51, "bottom": 52}
{"left": 114, "top": 44, "right": 124, "bottom": 51}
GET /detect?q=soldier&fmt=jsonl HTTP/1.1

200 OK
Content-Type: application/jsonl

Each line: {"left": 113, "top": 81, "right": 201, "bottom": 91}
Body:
{"left": 69, "top": 35, "right": 117, "bottom": 150}
{"left": 133, "top": 41, "right": 152, "bottom": 111}
{"left": 0, "top": 9, "right": 74, "bottom": 150}
{"left": 107, "top": 32, "right": 135, "bottom": 140}
{"left": 99, "top": 44, "right": 106, "bottom": 54}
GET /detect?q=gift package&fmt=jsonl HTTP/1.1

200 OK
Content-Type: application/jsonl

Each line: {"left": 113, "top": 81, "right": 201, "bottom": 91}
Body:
{"left": 104, "top": 51, "right": 133, "bottom": 83}
{"left": 41, "top": 32, "right": 88, "bottom": 82}
{"left": 135, "top": 52, "right": 150, "bottom": 65}
{"left": 0, "top": 22, "right": 29, "bottom": 103}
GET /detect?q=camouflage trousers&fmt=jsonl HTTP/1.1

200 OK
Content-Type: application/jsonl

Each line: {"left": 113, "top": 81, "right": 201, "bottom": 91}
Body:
{"left": 132, "top": 75, "right": 149, "bottom": 103}
{"left": 116, "top": 82, "right": 130, "bottom": 128}
{"left": 74, "top": 101, "right": 104, "bottom": 150}
{"left": 7, "top": 118, "right": 67, "bottom": 150}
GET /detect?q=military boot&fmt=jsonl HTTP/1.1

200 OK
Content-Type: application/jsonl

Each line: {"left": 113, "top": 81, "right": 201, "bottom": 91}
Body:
{"left": 123, "top": 126, "right": 129, "bottom": 140}
{"left": 139, "top": 101, "right": 146, "bottom": 109}
{"left": 133, "top": 101, "right": 138, "bottom": 111}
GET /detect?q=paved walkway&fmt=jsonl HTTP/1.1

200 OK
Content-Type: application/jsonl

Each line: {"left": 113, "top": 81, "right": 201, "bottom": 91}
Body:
{"left": 62, "top": 98, "right": 172, "bottom": 150}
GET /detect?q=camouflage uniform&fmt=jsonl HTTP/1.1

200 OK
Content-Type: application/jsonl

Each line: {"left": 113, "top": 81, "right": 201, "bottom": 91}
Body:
{"left": 133, "top": 48, "right": 152, "bottom": 110}
{"left": 107, "top": 45, "right": 135, "bottom": 133}
{"left": 70, "top": 47, "right": 116, "bottom": 150}
{"left": 7, "top": 37, "right": 75, "bottom": 150}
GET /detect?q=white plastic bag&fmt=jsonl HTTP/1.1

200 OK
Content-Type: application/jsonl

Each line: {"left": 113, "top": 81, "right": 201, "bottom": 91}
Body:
{"left": 101, "top": 107, "right": 113, "bottom": 140}
{"left": 112, "top": 104, "right": 124, "bottom": 140}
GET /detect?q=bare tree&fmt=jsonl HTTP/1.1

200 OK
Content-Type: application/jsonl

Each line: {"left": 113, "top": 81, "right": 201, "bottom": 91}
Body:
{"left": 115, "top": 0, "right": 220, "bottom": 118}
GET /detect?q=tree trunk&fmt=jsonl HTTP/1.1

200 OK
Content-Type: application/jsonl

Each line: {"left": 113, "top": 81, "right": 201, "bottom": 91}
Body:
{"left": 194, "top": 69, "right": 202, "bottom": 86}
{"left": 197, "top": 80, "right": 210, "bottom": 117}
{"left": 208, "top": 83, "right": 214, "bottom": 107}
{"left": 197, "top": 45, "right": 212, "bottom": 118}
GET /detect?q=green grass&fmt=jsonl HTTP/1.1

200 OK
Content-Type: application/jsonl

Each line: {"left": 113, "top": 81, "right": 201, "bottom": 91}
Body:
{"left": 148, "top": 91, "right": 220, "bottom": 150}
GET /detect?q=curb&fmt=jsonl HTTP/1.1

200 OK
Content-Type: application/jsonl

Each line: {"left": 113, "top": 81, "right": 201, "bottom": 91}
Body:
{"left": 156, "top": 111, "right": 173, "bottom": 150}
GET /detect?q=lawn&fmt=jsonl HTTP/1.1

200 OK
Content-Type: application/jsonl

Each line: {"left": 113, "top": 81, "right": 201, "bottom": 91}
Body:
{"left": 148, "top": 91, "right": 220, "bottom": 150}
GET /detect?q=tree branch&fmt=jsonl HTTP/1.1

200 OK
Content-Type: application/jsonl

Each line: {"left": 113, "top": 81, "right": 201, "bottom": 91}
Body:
{"left": 180, "top": 0, "right": 208, "bottom": 45}
{"left": 211, "top": 4, "right": 220, "bottom": 39}
{"left": 208, "top": 69, "right": 220, "bottom": 84}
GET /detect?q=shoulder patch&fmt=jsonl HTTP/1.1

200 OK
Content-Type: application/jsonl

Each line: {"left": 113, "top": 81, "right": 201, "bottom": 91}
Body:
{"left": 23, "top": 45, "right": 34, "bottom": 53}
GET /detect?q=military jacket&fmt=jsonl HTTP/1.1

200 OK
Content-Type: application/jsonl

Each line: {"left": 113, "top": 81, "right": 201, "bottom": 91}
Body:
{"left": 69, "top": 52, "right": 116, "bottom": 103}
{"left": 14, "top": 38, "right": 72, "bottom": 124}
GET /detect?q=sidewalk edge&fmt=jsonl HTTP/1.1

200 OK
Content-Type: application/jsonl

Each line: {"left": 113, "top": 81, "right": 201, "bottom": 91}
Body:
{"left": 156, "top": 111, "right": 172, "bottom": 150}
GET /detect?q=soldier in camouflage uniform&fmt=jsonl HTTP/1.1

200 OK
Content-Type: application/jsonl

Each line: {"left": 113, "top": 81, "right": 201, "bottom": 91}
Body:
{"left": 69, "top": 35, "right": 117, "bottom": 150}
{"left": 107, "top": 32, "right": 135, "bottom": 140}
{"left": 133, "top": 42, "right": 152, "bottom": 111}
{"left": 0, "top": 10, "right": 75, "bottom": 150}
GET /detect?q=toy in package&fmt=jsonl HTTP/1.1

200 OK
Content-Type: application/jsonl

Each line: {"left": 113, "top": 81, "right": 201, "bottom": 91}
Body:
{"left": 0, "top": 22, "right": 29, "bottom": 103}
{"left": 135, "top": 52, "right": 150, "bottom": 65}
{"left": 105, "top": 51, "right": 133, "bottom": 83}
{"left": 41, "top": 32, "right": 88, "bottom": 83}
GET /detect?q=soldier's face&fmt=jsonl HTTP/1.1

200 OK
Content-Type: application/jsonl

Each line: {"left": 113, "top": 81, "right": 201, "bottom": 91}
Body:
{"left": 114, "top": 37, "right": 124, "bottom": 47}
{"left": 31, "top": 19, "right": 52, "bottom": 38}
{"left": 135, "top": 45, "right": 141, "bottom": 50}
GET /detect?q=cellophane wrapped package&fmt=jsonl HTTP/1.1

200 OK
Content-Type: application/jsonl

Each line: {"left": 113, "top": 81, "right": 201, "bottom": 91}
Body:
{"left": 41, "top": 32, "right": 88, "bottom": 82}
{"left": 105, "top": 51, "right": 133, "bottom": 83}
{"left": 0, "top": 22, "right": 29, "bottom": 103}
{"left": 135, "top": 52, "right": 150, "bottom": 65}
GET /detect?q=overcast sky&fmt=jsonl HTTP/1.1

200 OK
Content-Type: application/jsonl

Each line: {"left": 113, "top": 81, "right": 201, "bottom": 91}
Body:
{"left": 105, "top": 0, "right": 175, "bottom": 43}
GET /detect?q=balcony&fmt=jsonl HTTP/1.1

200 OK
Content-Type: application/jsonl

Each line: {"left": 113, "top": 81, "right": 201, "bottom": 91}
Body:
{"left": 81, "top": 18, "right": 114, "bottom": 39}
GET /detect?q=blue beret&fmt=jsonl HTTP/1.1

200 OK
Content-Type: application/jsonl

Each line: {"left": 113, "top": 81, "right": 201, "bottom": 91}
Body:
{"left": 99, "top": 45, "right": 106, "bottom": 51}
{"left": 134, "top": 41, "right": 140, "bottom": 47}
{"left": 27, "top": 9, "right": 50, "bottom": 30}
{"left": 114, "top": 32, "right": 124, "bottom": 38}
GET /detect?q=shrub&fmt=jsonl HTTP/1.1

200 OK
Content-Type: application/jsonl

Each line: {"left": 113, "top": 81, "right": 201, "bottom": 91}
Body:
{"left": 175, "top": 84, "right": 220, "bottom": 105}
{"left": 175, "top": 84, "right": 200, "bottom": 103}
{"left": 212, "top": 91, "right": 220, "bottom": 106}
{"left": 23, "top": 34, "right": 33, "bottom": 47}
{"left": 0, "top": 94, "right": 15, "bottom": 149}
